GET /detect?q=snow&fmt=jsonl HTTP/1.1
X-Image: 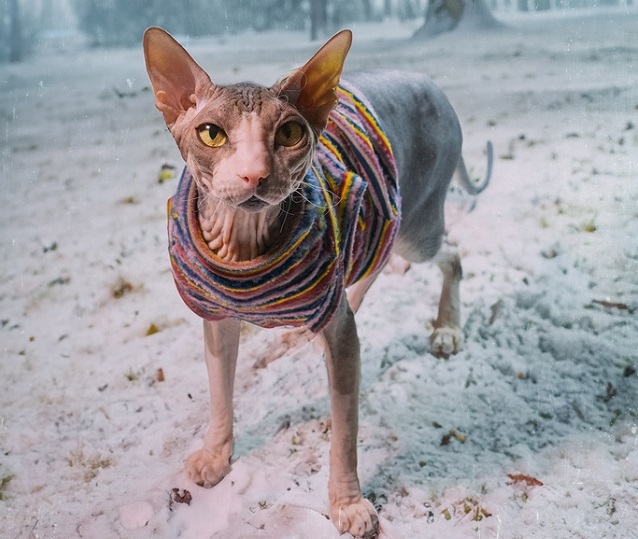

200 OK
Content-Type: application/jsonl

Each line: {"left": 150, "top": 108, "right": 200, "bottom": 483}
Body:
{"left": 1, "top": 7, "right": 637, "bottom": 539}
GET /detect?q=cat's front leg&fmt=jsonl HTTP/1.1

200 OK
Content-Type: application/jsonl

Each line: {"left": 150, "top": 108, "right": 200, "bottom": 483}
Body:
{"left": 186, "top": 318, "right": 240, "bottom": 488}
{"left": 320, "top": 296, "right": 379, "bottom": 539}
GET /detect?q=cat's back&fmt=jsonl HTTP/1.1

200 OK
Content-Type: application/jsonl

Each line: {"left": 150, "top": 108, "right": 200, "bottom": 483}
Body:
{"left": 341, "top": 70, "right": 462, "bottom": 186}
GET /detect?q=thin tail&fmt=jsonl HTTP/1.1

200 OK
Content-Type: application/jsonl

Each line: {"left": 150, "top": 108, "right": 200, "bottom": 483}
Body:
{"left": 456, "top": 141, "right": 493, "bottom": 196}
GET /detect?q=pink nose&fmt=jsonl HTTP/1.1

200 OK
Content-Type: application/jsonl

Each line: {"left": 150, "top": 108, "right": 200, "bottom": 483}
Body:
{"left": 238, "top": 158, "right": 270, "bottom": 188}
{"left": 240, "top": 172, "right": 267, "bottom": 188}
{"left": 235, "top": 144, "right": 270, "bottom": 188}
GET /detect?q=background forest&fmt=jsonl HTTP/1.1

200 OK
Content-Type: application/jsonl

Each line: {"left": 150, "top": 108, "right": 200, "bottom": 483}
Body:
{"left": 2, "top": 0, "right": 632, "bottom": 62}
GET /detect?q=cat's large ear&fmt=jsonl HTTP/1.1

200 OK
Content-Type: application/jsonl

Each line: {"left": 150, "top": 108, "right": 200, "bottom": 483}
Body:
{"left": 143, "top": 27, "right": 213, "bottom": 129}
{"left": 276, "top": 30, "right": 352, "bottom": 133}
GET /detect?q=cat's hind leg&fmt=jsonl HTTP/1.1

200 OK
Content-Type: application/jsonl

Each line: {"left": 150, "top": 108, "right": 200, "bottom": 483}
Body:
{"left": 394, "top": 222, "right": 464, "bottom": 357}
{"left": 430, "top": 242, "right": 464, "bottom": 358}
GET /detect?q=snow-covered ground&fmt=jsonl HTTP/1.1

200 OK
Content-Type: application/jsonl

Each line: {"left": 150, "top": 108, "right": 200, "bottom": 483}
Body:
{"left": 1, "top": 8, "right": 637, "bottom": 539}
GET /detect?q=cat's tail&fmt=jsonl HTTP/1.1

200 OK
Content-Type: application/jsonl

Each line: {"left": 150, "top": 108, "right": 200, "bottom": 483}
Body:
{"left": 455, "top": 141, "right": 493, "bottom": 196}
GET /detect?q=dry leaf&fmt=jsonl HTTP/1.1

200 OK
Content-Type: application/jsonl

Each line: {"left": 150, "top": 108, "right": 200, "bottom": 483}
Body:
{"left": 171, "top": 488, "right": 192, "bottom": 505}
{"left": 112, "top": 280, "right": 134, "bottom": 299}
{"left": 450, "top": 429, "right": 467, "bottom": 443}
{"left": 592, "top": 299, "right": 632, "bottom": 312}
{"left": 441, "top": 429, "right": 466, "bottom": 445}
{"left": 507, "top": 473, "right": 544, "bottom": 487}
{"left": 146, "top": 323, "right": 160, "bottom": 336}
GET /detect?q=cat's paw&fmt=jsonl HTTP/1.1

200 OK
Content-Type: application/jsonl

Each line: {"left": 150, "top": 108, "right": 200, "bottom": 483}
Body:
{"left": 430, "top": 326, "right": 463, "bottom": 358}
{"left": 185, "top": 448, "right": 231, "bottom": 488}
{"left": 330, "top": 497, "right": 379, "bottom": 539}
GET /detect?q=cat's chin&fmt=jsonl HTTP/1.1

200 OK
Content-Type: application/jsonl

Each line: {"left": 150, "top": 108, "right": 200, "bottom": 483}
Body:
{"left": 238, "top": 196, "right": 271, "bottom": 213}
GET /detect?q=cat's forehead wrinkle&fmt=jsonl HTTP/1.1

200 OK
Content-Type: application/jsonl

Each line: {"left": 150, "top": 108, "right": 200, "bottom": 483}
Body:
{"left": 219, "top": 83, "right": 277, "bottom": 114}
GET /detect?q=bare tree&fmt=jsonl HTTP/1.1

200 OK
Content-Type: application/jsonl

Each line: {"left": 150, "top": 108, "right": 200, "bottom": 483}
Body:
{"left": 413, "top": 0, "right": 503, "bottom": 38}
{"left": 362, "top": 0, "right": 374, "bottom": 20}
{"left": 384, "top": 0, "right": 393, "bottom": 17}
{"left": 9, "top": 0, "right": 23, "bottom": 62}
{"left": 310, "top": 0, "right": 328, "bottom": 40}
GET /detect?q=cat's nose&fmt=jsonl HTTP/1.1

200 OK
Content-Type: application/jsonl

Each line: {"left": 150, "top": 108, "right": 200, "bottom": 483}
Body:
{"left": 235, "top": 144, "right": 271, "bottom": 188}
{"left": 239, "top": 172, "right": 267, "bottom": 188}
{"left": 238, "top": 161, "right": 270, "bottom": 188}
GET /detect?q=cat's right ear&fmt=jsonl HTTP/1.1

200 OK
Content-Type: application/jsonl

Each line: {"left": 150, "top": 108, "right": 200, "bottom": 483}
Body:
{"left": 143, "top": 27, "right": 213, "bottom": 129}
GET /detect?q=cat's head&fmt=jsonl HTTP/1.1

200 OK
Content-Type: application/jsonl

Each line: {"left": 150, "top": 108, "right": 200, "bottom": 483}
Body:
{"left": 143, "top": 28, "right": 351, "bottom": 212}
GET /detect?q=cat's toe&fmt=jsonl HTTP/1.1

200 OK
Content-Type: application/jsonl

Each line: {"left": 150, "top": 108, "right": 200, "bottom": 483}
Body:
{"left": 330, "top": 498, "right": 379, "bottom": 539}
{"left": 430, "top": 326, "right": 463, "bottom": 358}
{"left": 185, "top": 448, "right": 231, "bottom": 488}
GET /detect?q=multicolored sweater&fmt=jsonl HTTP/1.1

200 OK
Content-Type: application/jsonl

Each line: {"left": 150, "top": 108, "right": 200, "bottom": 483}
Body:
{"left": 168, "top": 82, "right": 400, "bottom": 333}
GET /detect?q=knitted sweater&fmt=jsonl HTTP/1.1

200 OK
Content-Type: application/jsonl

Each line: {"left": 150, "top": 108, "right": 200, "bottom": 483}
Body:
{"left": 167, "top": 82, "right": 400, "bottom": 333}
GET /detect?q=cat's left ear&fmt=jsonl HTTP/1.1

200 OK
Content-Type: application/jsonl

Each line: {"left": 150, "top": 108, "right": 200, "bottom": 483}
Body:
{"left": 276, "top": 30, "right": 352, "bottom": 133}
{"left": 143, "top": 27, "right": 213, "bottom": 129}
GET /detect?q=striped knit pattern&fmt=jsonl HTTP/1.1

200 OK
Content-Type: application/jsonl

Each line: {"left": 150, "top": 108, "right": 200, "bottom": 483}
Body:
{"left": 168, "top": 82, "right": 400, "bottom": 333}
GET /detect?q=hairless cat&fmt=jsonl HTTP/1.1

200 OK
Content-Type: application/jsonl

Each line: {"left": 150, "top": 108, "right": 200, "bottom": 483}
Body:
{"left": 144, "top": 27, "right": 491, "bottom": 538}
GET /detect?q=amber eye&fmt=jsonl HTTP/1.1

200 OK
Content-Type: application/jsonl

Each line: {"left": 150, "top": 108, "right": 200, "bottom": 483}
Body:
{"left": 197, "top": 124, "right": 227, "bottom": 147}
{"left": 275, "top": 121, "right": 304, "bottom": 147}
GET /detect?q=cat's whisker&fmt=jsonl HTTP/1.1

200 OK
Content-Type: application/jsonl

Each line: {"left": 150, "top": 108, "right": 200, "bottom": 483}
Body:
{"left": 290, "top": 190, "right": 313, "bottom": 206}
{"left": 300, "top": 177, "right": 340, "bottom": 201}
{"left": 278, "top": 201, "right": 292, "bottom": 234}
{"left": 294, "top": 193, "right": 325, "bottom": 216}
{"left": 299, "top": 180, "right": 342, "bottom": 210}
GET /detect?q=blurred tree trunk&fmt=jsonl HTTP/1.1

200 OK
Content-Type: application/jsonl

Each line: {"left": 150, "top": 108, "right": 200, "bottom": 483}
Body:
{"left": 398, "top": 0, "right": 420, "bottom": 20}
{"left": 9, "top": 0, "right": 22, "bottom": 62}
{"left": 384, "top": 0, "right": 393, "bottom": 17}
{"left": 40, "top": 0, "right": 52, "bottom": 30}
{"left": 413, "top": 0, "right": 502, "bottom": 38}
{"left": 362, "top": 0, "right": 373, "bottom": 20}
{"left": 517, "top": 0, "right": 529, "bottom": 11}
{"left": 310, "top": 0, "right": 327, "bottom": 40}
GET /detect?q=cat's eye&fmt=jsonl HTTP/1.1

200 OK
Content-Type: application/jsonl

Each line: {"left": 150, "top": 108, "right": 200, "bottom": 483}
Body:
{"left": 197, "top": 124, "right": 227, "bottom": 148}
{"left": 275, "top": 121, "right": 304, "bottom": 147}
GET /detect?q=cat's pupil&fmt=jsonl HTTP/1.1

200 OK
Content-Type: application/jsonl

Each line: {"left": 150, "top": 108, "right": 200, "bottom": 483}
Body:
{"left": 196, "top": 123, "right": 227, "bottom": 148}
{"left": 275, "top": 121, "right": 303, "bottom": 147}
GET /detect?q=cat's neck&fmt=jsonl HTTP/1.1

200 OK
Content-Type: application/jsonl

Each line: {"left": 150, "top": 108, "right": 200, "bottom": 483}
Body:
{"left": 198, "top": 198, "right": 283, "bottom": 262}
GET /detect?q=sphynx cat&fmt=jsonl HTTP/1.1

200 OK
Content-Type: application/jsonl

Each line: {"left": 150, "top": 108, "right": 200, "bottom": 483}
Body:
{"left": 143, "top": 27, "right": 491, "bottom": 538}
